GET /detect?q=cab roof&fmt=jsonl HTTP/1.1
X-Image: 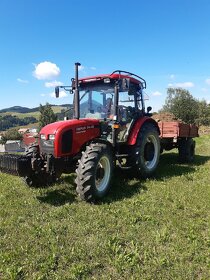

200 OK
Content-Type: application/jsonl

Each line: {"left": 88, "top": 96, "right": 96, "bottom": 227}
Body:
{"left": 79, "top": 70, "right": 146, "bottom": 89}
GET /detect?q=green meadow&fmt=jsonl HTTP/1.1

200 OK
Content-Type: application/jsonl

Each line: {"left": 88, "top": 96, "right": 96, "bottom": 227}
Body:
{"left": 0, "top": 135, "right": 209, "bottom": 279}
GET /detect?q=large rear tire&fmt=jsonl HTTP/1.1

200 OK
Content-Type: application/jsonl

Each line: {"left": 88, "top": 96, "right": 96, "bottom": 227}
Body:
{"left": 134, "top": 123, "right": 160, "bottom": 178}
{"left": 75, "top": 143, "right": 113, "bottom": 202}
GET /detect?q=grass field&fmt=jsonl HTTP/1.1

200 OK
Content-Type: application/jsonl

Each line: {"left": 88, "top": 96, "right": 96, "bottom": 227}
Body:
{"left": 0, "top": 135, "right": 209, "bottom": 279}
{"left": 0, "top": 111, "right": 40, "bottom": 119}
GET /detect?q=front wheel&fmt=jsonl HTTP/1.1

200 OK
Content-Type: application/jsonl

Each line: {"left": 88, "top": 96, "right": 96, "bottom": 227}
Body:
{"left": 133, "top": 123, "right": 160, "bottom": 178}
{"left": 75, "top": 142, "right": 113, "bottom": 202}
{"left": 22, "top": 144, "right": 58, "bottom": 187}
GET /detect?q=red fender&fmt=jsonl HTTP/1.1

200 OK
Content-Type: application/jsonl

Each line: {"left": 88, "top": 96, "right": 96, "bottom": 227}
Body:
{"left": 127, "top": 117, "right": 160, "bottom": 145}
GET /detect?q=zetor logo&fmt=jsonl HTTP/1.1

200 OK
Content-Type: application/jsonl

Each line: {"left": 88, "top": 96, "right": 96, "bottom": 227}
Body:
{"left": 76, "top": 125, "right": 94, "bottom": 133}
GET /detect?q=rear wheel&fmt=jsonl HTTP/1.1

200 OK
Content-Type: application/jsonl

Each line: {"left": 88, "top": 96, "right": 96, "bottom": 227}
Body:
{"left": 178, "top": 138, "right": 195, "bottom": 163}
{"left": 75, "top": 142, "right": 113, "bottom": 202}
{"left": 133, "top": 123, "right": 160, "bottom": 178}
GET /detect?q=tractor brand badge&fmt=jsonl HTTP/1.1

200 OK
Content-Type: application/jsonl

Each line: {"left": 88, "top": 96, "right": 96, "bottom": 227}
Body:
{"left": 75, "top": 125, "right": 95, "bottom": 133}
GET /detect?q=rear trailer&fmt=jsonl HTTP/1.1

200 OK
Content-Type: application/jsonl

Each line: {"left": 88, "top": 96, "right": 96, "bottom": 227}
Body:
{"left": 158, "top": 121, "right": 199, "bottom": 162}
{"left": 158, "top": 121, "right": 198, "bottom": 139}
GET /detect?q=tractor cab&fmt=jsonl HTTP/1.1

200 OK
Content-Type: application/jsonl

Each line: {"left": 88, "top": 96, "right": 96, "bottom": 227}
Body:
{"left": 77, "top": 71, "right": 147, "bottom": 142}
{"left": 55, "top": 64, "right": 149, "bottom": 144}
{"left": 78, "top": 72, "right": 146, "bottom": 118}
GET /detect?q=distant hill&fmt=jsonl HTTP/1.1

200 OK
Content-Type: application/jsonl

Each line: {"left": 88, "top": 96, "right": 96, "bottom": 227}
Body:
{"left": 0, "top": 104, "right": 72, "bottom": 132}
{"left": 0, "top": 104, "right": 70, "bottom": 114}
{"left": 0, "top": 106, "right": 39, "bottom": 113}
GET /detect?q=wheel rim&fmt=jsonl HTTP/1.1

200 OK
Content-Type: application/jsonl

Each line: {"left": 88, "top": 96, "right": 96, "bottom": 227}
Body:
{"left": 95, "top": 156, "right": 110, "bottom": 192}
{"left": 144, "top": 135, "right": 159, "bottom": 170}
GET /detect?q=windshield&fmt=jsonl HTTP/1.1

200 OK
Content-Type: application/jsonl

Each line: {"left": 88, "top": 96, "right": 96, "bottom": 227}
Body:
{"left": 79, "top": 89, "right": 114, "bottom": 119}
{"left": 79, "top": 82, "right": 143, "bottom": 120}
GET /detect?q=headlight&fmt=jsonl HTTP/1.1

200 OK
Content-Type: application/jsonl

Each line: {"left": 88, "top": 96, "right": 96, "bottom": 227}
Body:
{"left": 40, "top": 134, "right": 46, "bottom": 140}
{"left": 48, "top": 134, "right": 55, "bottom": 140}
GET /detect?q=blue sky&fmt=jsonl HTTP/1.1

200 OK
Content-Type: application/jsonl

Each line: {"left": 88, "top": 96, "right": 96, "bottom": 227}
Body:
{"left": 0, "top": 0, "right": 210, "bottom": 111}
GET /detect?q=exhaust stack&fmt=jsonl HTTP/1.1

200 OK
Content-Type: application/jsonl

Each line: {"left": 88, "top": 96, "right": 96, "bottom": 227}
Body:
{"left": 74, "top": 62, "right": 81, "bottom": 119}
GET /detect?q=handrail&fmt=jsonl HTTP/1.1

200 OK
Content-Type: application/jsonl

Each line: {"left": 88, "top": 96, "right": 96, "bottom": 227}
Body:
{"left": 111, "top": 70, "right": 146, "bottom": 89}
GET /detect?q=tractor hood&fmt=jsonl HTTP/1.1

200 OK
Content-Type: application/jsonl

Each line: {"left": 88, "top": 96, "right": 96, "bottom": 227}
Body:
{"left": 40, "top": 118, "right": 100, "bottom": 136}
{"left": 39, "top": 119, "right": 101, "bottom": 157}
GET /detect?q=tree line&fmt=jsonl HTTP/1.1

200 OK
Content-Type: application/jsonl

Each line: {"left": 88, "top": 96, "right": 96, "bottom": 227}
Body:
{"left": 0, "top": 115, "right": 37, "bottom": 131}
{"left": 160, "top": 87, "right": 210, "bottom": 125}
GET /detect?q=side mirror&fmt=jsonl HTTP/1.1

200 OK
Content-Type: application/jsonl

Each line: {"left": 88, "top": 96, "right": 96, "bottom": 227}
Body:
{"left": 55, "top": 86, "right": 59, "bottom": 98}
{"left": 147, "top": 106, "right": 152, "bottom": 113}
{"left": 121, "top": 78, "right": 130, "bottom": 90}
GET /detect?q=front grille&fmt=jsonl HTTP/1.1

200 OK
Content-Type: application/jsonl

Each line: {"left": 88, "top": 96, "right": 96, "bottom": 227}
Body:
{"left": 40, "top": 139, "right": 54, "bottom": 155}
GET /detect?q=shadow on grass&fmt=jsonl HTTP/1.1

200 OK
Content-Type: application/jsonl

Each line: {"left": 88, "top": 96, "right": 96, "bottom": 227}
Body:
{"left": 155, "top": 153, "right": 210, "bottom": 180}
{"left": 37, "top": 188, "right": 76, "bottom": 206}
{"left": 100, "top": 168, "right": 147, "bottom": 204}
{"left": 37, "top": 174, "right": 77, "bottom": 206}
{"left": 36, "top": 169, "right": 146, "bottom": 205}
{"left": 36, "top": 153, "right": 209, "bottom": 205}
{"left": 103, "top": 153, "right": 210, "bottom": 203}
{"left": 193, "top": 154, "right": 210, "bottom": 165}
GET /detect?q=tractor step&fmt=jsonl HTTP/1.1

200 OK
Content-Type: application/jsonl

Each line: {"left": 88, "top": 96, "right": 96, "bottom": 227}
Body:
{"left": 0, "top": 154, "right": 32, "bottom": 176}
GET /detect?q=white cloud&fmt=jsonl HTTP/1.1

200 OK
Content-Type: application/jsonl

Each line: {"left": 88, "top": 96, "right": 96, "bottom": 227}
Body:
{"left": 152, "top": 91, "right": 162, "bottom": 96}
{"left": 78, "top": 65, "right": 85, "bottom": 71}
{"left": 168, "top": 82, "right": 194, "bottom": 88}
{"left": 33, "top": 61, "right": 60, "bottom": 80}
{"left": 169, "top": 74, "right": 175, "bottom": 79}
{"left": 17, "top": 78, "right": 29, "bottom": 84}
{"left": 45, "top": 80, "right": 63, "bottom": 88}
{"left": 205, "top": 78, "right": 210, "bottom": 85}
{"left": 90, "top": 66, "right": 96, "bottom": 70}
{"left": 50, "top": 90, "right": 67, "bottom": 98}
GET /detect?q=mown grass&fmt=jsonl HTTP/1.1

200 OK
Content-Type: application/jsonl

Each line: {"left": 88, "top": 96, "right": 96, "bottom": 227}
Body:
{"left": 0, "top": 135, "right": 210, "bottom": 280}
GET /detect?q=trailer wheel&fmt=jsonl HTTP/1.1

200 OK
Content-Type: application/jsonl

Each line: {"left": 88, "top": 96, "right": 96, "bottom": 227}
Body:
{"left": 75, "top": 143, "right": 113, "bottom": 202}
{"left": 178, "top": 138, "right": 195, "bottom": 163}
{"left": 134, "top": 123, "right": 160, "bottom": 178}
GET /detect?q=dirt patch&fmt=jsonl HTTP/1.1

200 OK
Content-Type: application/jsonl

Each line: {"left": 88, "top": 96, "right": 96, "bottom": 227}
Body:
{"left": 152, "top": 112, "right": 210, "bottom": 136}
{"left": 152, "top": 112, "right": 182, "bottom": 122}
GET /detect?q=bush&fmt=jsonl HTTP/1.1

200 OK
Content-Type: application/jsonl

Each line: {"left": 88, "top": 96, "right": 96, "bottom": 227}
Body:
{"left": 0, "top": 128, "right": 23, "bottom": 145}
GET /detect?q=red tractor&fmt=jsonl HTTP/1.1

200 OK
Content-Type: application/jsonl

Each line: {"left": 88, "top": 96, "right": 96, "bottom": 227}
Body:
{"left": 0, "top": 62, "right": 198, "bottom": 202}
